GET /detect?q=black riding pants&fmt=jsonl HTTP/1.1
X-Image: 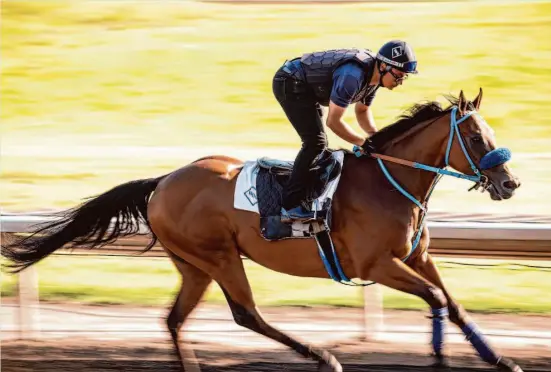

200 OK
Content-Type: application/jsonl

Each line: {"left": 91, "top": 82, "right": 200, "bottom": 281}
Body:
{"left": 272, "top": 69, "right": 327, "bottom": 210}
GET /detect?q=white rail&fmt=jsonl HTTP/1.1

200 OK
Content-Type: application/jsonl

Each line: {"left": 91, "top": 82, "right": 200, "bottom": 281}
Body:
{"left": 2, "top": 214, "right": 550, "bottom": 341}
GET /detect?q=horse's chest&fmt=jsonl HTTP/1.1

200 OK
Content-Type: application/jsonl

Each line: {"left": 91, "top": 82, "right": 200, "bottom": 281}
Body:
{"left": 390, "top": 221, "right": 428, "bottom": 261}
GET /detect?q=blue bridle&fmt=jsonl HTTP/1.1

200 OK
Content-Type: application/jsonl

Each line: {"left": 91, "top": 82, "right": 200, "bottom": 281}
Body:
{"left": 320, "top": 106, "right": 511, "bottom": 286}
{"left": 379, "top": 107, "right": 486, "bottom": 262}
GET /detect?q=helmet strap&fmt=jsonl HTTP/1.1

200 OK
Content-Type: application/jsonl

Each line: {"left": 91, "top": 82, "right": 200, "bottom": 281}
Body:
{"left": 378, "top": 64, "right": 392, "bottom": 87}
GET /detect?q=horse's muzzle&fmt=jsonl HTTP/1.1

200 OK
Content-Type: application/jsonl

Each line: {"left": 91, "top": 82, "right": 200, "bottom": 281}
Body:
{"left": 488, "top": 174, "right": 521, "bottom": 200}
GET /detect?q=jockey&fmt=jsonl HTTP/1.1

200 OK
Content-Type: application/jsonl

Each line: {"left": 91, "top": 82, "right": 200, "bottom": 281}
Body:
{"left": 273, "top": 40, "right": 419, "bottom": 222}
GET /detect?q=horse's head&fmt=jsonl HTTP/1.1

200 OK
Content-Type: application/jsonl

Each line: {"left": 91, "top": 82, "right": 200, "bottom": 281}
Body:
{"left": 445, "top": 88, "right": 521, "bottom": 200}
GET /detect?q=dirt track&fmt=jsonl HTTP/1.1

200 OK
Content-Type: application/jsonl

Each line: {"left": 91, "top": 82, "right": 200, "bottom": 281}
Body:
{"left": 3, "top": 341, "right": 551, "bottom": 372}
{"left": 3, "top": 361, "right": 548, "bottom": 372}
{"left": 2, "top": 303, "right": 550, "bottom": 371}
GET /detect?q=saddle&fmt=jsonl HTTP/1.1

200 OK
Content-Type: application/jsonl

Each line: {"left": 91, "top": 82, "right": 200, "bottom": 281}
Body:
{"left": 233, "top": 149, "right": 348, "bottom": 285}
{"left": 255, "top": 150, "right": 342, "bottom": 240}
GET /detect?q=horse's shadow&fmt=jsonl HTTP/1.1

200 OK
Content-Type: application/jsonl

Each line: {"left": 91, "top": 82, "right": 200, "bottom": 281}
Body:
{"left": 2, "top": 342, "right": 549, "bottom": 372}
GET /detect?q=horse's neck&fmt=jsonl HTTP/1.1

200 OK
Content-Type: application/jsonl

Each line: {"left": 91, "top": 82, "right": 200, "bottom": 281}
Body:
{"left": 382, "top": 114, "right": 451, "bottom": 204}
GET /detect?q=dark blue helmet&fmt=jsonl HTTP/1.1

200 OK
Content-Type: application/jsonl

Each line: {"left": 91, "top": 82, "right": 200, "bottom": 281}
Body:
{"left": 376, "top": 40, "right": 418, "bottom": 74}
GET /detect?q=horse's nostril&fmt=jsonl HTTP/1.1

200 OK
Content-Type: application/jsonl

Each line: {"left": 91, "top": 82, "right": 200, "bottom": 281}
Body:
{"left": 502, "top": 180, "right": 517, "bottom": 190}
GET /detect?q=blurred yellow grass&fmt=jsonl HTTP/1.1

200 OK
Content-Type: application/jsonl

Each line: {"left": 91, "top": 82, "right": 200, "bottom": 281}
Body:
{"left": 2, "top": 1, "right": 551, "bottom": 213}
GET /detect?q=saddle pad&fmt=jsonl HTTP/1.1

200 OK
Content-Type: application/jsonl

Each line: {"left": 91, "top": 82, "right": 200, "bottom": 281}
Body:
{"left": 234, "top": 150, "right": 345, "bottom": 214}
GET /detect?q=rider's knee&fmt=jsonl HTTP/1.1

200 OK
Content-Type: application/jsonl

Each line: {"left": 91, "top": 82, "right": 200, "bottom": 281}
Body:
{"left": 303, "top": 134, "right": 327, "bottom": 151}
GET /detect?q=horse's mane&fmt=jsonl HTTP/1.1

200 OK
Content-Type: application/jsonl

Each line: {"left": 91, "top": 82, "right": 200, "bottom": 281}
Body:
{"left": 367, "top": 94, "right": 474, "bottom": 149}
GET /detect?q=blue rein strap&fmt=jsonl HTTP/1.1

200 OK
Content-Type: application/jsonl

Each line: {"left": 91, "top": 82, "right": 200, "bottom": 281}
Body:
{"left": 375, "top": 107, "right": 482, "bottom": 261}
{"left": 325, "top": 105, "right": 512, "bottom": 286}
{"left": 330, "top": 105, "right": 491, "bottom": 286}
{"left": 378, "top": 158, "right": 443, "bottom": 263}
{"left": 414, "top": 163, "right": 479, "bottom": 182}
{"left": 378, "top": 159, "right": 425, "bottom": 210}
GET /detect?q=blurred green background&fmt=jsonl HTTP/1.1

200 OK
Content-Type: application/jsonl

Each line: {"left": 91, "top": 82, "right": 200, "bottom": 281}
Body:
{"left": 1, "top": 1, "right": 551, "bottom": 313}
{"left": 2, "top": 0, "right": 551, "bottom": 214}
{"left": 2, "top": 256, "right": 550, "bottom": 313}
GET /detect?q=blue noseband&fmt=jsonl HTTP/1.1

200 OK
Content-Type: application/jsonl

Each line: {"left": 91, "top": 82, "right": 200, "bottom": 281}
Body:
{"left": 479, "top": 147, "right": 512, "bottom": 170}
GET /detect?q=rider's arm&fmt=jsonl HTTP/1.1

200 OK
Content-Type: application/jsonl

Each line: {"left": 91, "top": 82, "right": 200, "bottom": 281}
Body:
{"left": 326, "top": 64, "right": 367, "bottom": 146}
{"left": 326, "top": 102, "right": 365, "bottom": 146}
{"left": 355, "top": 102, "right": 378, "bottom": 136}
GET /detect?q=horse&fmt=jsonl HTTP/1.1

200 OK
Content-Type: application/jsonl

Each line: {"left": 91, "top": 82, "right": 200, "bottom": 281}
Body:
{"left": 2, "top": 89, "right": 524, "bottom": 372}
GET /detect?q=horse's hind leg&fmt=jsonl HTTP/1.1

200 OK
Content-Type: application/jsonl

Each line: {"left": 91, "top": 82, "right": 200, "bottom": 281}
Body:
{"left": 166, "top": 253, "right": 213, "bottom": 371}
{"left": 214, "top": 252, "right": 342, "bottom": 372}
{"left": 412, "top": 253, "right": 523, "bottom": 372}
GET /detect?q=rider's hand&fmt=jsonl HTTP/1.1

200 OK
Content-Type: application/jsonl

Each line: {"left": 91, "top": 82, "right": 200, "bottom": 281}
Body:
{"left": 360, "top": 138, "right": 376, "bottom": 155}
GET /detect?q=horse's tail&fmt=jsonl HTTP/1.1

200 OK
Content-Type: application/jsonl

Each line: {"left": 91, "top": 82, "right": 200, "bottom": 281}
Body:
{"left": 2, "top": 175, "right": 167, "bottom": 273}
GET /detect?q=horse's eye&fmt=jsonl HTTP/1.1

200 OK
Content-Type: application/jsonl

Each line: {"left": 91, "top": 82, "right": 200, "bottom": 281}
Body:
{"left": 471, "top": 135, "right": 483, "bottom": 143}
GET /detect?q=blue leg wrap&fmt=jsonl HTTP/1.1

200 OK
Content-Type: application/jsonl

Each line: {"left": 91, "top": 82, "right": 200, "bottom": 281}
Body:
{"left": 431, "top": 307, "right": 448, "bottom": 355}
{"left": 461, "top": 321, "right": 500, "bottom": 365}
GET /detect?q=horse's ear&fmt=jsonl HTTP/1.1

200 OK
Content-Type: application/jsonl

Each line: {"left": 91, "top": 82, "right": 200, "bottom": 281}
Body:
{"left": 458, "top": 90, "right": 468, "bottom": 115}
{"left": 472, "top": 87, "right": 483, "bottom": 111}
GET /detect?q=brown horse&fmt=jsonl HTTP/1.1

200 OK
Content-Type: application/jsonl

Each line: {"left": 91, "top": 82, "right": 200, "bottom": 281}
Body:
{"left": 2, "top": 89, "right": 523, "bottom": 372}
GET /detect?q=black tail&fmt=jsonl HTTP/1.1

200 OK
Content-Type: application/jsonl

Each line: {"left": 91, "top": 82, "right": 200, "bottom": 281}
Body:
{"left": 2, "top": 176, "right": 166, "bottom": 273}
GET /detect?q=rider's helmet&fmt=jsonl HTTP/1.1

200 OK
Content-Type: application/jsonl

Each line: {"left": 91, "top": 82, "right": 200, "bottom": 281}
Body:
{"left": 376, "top": 40, "right": 418, "bottom": 74}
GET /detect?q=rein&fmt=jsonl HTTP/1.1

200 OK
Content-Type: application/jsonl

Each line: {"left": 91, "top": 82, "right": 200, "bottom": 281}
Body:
{"left": 353, "top": 106, "right": 498, "bottom": 261}
{"left": 322, "top": 107, "right": 474, "bottom": 286}
{"left": 353, "top": 106, "right": 510, "bottom": 261}
{"left": 327, "top": 106, "right": 510, "bottom": 286}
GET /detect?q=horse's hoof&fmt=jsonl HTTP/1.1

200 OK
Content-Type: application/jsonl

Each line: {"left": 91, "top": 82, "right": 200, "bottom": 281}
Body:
{"left": 318, "top": 353, "right": 343, "bottom": 372}
{"left": 497, "top": 357, "right": 523, "bottom": 372}
{"left": 430, "top": 361, "right": 451, "bottom": 370}
{"left": 430, "top": 352, "right": 450, "bottom": 370}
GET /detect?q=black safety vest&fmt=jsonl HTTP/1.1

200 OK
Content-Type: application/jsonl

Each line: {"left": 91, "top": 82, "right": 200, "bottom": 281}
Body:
{"left": 300, "top": 49, "right": 377, "bottom": 106}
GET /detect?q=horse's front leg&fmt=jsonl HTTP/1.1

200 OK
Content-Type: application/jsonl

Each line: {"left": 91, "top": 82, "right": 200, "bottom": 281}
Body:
{"left": 412, "top": 251, "right": 524, "bottom": 372}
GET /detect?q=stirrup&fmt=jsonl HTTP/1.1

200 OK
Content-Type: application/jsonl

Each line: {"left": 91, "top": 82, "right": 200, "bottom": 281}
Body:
{"left": 280, "top": 206, "right": 325, "bottom": 224}
{"left": 281, "top": 214, "right": 318, "bottom": 224}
